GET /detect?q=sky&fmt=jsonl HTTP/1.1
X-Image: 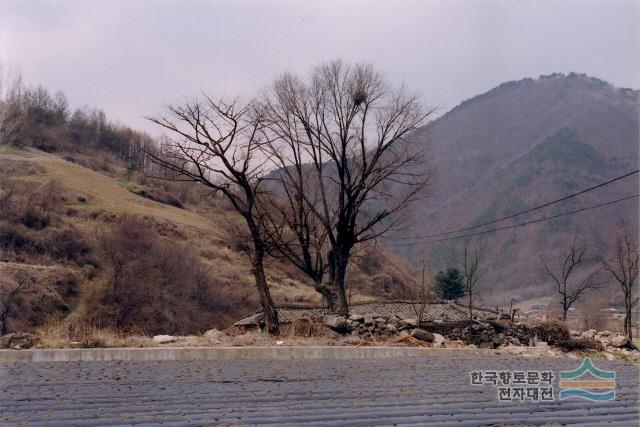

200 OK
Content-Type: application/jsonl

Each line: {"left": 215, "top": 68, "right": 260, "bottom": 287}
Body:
{"left": 0, "top": 0, "right": 638, "bottom": 135}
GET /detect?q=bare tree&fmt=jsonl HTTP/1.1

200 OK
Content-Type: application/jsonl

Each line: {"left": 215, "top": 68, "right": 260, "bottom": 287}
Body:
{"left": 410, "top": 263, "right": 435, "bottom": 324}
{"left": 256, "top": 134, "right": 330, "bottom": 304}
{"left": 259, "top": 60, "right": 435, "bottom": 315}
{"left": 0, "top": 273, "right": 31, "bottom": 335}
{"left": 579, "top": 297, "right": 608, "bottom": 331}
{"left": 540, "top": 238, "right": 601, "bottom": 321}
{"left": 144, "top": 97, "right": 280, "bottom": 334}
{"left": 0, "top": 61, "right": 24, "bottom": 146}
{"left": 462, "top": 241, "right": 484, "bottom": 335}
{"left": 602, "top": 229, "right": 639, "bottom": 340}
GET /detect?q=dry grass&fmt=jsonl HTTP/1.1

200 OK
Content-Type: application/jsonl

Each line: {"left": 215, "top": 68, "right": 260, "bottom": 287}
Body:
{"left": 0, "top": 159, "right": 45, "bottom": 177}
{"left": 0, "top": 148, "right": 325, "bottom": 313}
{"left": 289, "top": 313, "right": 325, "bottom": 338}
{"left": 36, "top": 315, "right": 132, "bottom": 348}
{"left": 1, "top": 148, "right": 223, "bottom": 234}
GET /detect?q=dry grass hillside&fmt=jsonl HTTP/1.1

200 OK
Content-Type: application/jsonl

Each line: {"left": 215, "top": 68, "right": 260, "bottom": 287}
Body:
{"left": 0, "top": 145, "right": 415, "bottom": 336}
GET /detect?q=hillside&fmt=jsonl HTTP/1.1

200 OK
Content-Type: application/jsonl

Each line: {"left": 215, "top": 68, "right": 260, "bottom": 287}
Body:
{"left": 0, "top": 145, "right": 414, "bottom": 335}
{"left": 2, "top": 72, "right": 637, "bottom": 335}
{"left": 387, "top": 73, "right": 639, "bottom": 305}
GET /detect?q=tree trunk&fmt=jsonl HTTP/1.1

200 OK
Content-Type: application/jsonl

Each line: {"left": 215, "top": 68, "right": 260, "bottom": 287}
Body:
{"left": 246, "top": 218, "right": 279, "bottom": 335}
{"left": 335, "top": 281, "right": 349, "bottom": 317}
{"left": 314, "top": 280, "right": 337, "bottom": 313}
{"left": 625, "top": 293, "right": 633, "bottom": 340}
{"left": 561, "top": 296, "right": 568, "bottom": 321}
{"left": 327, "top": 246, "right": 350, "bottom": 316}
{"left": 251, "top": 256, "right": 280, "bottom": 335}
{"left": 0, "top": 314, "right": 7, "bottom": 335}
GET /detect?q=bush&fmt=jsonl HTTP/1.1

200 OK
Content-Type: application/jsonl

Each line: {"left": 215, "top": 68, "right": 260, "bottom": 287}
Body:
{"left": 0, "top": 267, "right": 82, "bottom": 334}
{"left": 131, "top": 187, "right": 183, "bottom": 208}
{"left": 530, "top": 320, "right": 570, "bottom": 345}
{"left": 81, "top": 215, "right": 253, "bottom": 334}
{"left": 0, "top": 180, "right": 63, "bottom": 229}
{"left": 26, "top": 270, "right": 80, "bottom": 326}
{"left": 0, "top": 222, "right": 94, "bottom": 266}
{"left": 41, "top": 226, "right": 94, "bottom": 264}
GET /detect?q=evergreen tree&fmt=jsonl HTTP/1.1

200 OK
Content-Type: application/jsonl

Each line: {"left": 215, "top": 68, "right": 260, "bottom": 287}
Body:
{"left": 434, "top": 268, "right": 465, "bottom": 300}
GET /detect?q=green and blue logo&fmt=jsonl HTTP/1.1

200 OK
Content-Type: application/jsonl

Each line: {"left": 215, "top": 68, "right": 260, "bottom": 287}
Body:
{"left": 559, "top": 357, "right": 615, "bottom": 401}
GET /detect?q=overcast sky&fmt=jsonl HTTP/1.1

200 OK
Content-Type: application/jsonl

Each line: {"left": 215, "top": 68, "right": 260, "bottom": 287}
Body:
{"left": 1, "top": 0, "right": 638, "bottom": 134}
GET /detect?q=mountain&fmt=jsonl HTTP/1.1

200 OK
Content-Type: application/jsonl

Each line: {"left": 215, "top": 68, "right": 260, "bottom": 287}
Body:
{"left": 386, "top": 73, "right": 639, "bottom": 306}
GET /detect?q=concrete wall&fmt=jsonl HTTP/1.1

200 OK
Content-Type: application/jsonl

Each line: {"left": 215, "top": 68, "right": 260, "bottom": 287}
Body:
{"left": 0, "top": 346, "right": 496, "bottom": 363}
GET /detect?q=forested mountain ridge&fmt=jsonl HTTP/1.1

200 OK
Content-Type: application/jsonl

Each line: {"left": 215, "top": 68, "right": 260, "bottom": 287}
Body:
{"left": 388, "top": 73, "right": 639, "bottom": 305}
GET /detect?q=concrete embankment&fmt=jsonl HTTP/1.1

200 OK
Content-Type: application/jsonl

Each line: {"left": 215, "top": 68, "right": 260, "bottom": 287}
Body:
{"left": 0, "top": 346, "right": 503, "bottom": 363}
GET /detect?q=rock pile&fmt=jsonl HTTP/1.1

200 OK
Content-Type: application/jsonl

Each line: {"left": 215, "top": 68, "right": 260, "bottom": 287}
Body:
{"left": 572, "top": 329, "right": 638, "bottom": 350}
{"left": 0, "top": 333, "right": 39, "bottom": 349}
{"left": 321, "top": 313, "right": 640, "bottom": 353}
{"left": 323, "top": 313, "right": 419, "bottom": 338}
{"left": 440, "top": 321, "right": 532, "bottom": 348}
{"left": 323, "top": 313, "right": 528, "bottom": 348}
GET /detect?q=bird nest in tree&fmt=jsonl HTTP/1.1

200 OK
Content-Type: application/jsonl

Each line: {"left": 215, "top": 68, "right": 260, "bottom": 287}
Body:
{"left": 352, "top": 89, "right": 367, "bottom": 105}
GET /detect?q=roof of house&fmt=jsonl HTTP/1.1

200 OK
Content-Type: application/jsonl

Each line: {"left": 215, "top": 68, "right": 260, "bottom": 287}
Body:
{"left": 233, "top": 300, "right": 499, "bottom": 326}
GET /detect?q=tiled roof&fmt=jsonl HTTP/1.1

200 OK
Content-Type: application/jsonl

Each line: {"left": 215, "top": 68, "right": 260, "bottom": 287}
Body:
{"left": 234, "top": 300, "right": 499, "bottom": 326}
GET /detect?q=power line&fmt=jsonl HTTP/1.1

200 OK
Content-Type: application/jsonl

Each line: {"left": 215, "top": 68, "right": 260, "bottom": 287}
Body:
{"left": 388, "top": 193, "right": 639, "bottom": 246}
{"left": 384, "top": 169, "right": 639, "bottom": 241}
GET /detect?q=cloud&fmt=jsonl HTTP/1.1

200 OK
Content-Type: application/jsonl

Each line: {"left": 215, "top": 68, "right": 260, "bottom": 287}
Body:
{"left": 1, "top": 0, "right": 637, "bottom": 134}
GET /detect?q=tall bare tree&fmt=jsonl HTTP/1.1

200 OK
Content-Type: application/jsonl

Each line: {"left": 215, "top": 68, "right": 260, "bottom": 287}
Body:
{"left": 144, "top": 97, "right": 280, "bottom": 334}
{"left": 259, "top": 61, "right": 435, "bottom": 315}
{"left": 462, "top": 241, "right": 484, "bottom": 332}
{"left": 540, "top": 238, "right": 601, "bottom": 321}
{"left": 256, "top": 123, "right": 330, "bottom": 303}
{"left": 602, "top": 229, "right": 639, "bottom": 340}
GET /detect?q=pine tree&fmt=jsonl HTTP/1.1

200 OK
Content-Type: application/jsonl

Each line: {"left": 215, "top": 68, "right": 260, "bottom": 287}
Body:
{"left": 434, "top": 268, "right": 465, "bottom": 300}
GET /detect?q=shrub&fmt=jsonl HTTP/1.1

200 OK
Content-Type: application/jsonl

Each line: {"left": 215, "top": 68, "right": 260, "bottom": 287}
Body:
{"left": 82, "top": 214, "right": 253, "bottom": 334}
{"left": 0, "top": 222, "right": 94, "bottom": 266}
{"left": 0, "top": 267, "right": 82, "bottom": 334}
{"left": 131, "top": 187, "right": 183, "bottom": 208}
{"left": 42, "top": 226, "right": 94, "bottom": 264}
{"left": 0, "top": 180, "right": 63, "bottom": 229}
{"left": 530, "top": 320, "right": 570, "bottom": 345}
